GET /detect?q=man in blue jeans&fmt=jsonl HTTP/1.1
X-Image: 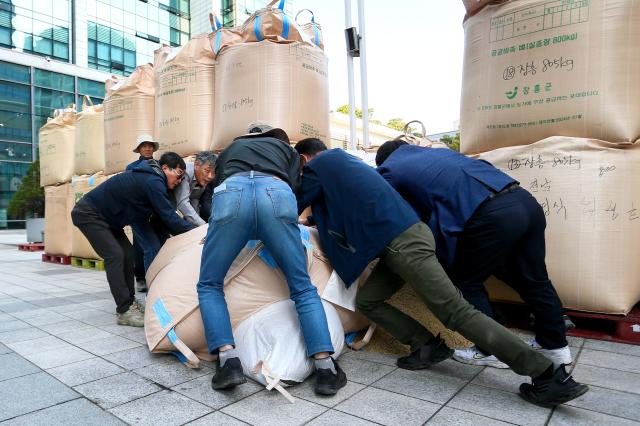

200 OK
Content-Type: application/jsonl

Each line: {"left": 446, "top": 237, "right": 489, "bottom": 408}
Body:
{"left": 196, "top": 123, "right": 346, "bottom": 395}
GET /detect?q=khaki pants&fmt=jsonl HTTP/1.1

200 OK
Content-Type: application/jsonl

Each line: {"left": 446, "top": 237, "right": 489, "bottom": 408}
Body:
{"left": 356, "top": 222, "right": 551, "bottom": 378}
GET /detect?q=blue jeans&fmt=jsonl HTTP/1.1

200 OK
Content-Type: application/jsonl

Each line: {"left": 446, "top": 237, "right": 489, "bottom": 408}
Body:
{"left": 131, "top": 218, "right": 169, "bottom": 272}
{"left": 197, "top": 173, "right": 334, "bottom": 357}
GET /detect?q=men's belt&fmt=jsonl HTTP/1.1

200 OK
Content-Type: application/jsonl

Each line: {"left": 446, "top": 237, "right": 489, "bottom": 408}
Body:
{"left": 229, "top": 171, "right": 282, "bottom": 181}
{"left": 487, "top": 183, "right": 519, "bottom": 200}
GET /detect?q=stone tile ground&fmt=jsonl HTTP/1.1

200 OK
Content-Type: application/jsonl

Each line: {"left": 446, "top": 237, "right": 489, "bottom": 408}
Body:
{"left": 0, "top": 243, "right": 638, "bottom": 425}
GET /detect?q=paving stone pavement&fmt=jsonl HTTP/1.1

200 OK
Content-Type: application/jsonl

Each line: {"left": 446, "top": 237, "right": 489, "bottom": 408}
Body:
{"left": 0, "top": 243, "right": 637, "bottom": 425}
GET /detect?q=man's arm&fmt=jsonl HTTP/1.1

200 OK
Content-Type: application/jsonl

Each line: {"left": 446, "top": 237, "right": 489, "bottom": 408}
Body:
{"left": 174, "top": 178, "right": 206, "bottom": 226}
{"left": 146, "top": 179, "right": 197, "bottom": 234}
{"left": 297, "top": 166, "right": 323, "bottom": 215}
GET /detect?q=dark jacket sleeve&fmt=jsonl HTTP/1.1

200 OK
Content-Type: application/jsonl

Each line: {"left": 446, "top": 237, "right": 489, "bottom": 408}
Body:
{"left": 287, "top": 147, "right": 302, "bottom": 194}
{"left": 145, "top": 179, "right": 197, "bottom": 235}
{"left": 199, "top": 183, "right": 214, "bottom": 223}
{"left": 297, "top": 166, "right": 323, "bottom": 215}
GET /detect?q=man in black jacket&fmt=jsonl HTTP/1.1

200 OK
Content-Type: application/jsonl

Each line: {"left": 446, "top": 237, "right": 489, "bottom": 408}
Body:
{"left": 72, "top": 152, "right": 196, "bottom": 327}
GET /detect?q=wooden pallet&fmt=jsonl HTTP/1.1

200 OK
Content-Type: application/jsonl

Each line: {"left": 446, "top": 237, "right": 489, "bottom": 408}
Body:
{"left": 492, "top": 301, "right": 640, "bottom": 346}
{"left": 42, "top": 253, "right": 71, "bottom": 265}
{"left": 18, "top": 243, "right": 45, "bottom": 251}
{"left": 565, "top": 305, "right": 640, "bottom": 345}
{"left": 71, "top": 256, "right": 105, "bottom": 271}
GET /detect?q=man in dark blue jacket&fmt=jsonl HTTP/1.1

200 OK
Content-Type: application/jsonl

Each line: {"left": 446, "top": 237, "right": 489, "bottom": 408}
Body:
{"left": 375, "top": 141, "right": 570, "bottom": 370}
{"left": 71, "top": 152, "right": 196, "bottom": 327}
{"left": 126, "top": 134, "right": 162, "bottom": 293}
{"left": 294, "top": 138, "right": 587, "bottom": 408}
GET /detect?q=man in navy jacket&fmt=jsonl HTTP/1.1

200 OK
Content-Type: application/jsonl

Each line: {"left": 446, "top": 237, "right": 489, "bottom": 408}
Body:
{"left": 375, "top": 141, "right": 570, "bottom": 369}
{"left": 294, "top": 138, "right": 587, "bottom": 407}
{"left": 72, "top": 152, "right": 196, "bottom": 327}
{"left": 126, "top": 134, "right": 161, "bottom": 293}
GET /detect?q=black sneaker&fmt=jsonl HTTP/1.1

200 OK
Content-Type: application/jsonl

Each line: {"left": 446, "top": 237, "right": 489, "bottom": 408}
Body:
{"left": 314, "top": 359, "right": 347, "bottom": 396}
{"left": 519, "top": 364, "right": 589, "bottom": 407}
{"left": 397, "top": 335, "right": 453, "bottom": 370}
{"left": 211, "top": 357, "right": 246, "bottom": 390}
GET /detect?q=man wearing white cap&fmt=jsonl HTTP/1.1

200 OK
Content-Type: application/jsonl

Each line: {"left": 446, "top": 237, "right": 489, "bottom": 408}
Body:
{"left": 127, "top": 134, "right": 161, "bottom": 292}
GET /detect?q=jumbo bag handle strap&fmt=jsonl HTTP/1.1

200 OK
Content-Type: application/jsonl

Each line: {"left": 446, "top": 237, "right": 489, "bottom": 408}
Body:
{"left": 395, "top": 120, "right": 427, "bottom": 146}
{"left": 255, "top": 0, "right": 288, "bottom": 41}
{"left": 209, "top": 13, "right": 223, "bottom": 54}
{"left": 295, "top": 9, "right": 320, "bottom": 47}
{"left": 82, "top": 95, "right": 94, "bottom": 109}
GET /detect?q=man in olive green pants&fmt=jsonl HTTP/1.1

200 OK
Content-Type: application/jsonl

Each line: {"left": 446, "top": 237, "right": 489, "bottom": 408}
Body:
{"left": 357, "top": 222, "right": 548, "bottom": 376}
{"left": 294, "top": 140, "right": 588, "bottom": 408}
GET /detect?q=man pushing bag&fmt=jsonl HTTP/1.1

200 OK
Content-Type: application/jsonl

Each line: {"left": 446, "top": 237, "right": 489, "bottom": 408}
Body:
{"left": 197, "top": 123, "right": 347, "bottom": 395}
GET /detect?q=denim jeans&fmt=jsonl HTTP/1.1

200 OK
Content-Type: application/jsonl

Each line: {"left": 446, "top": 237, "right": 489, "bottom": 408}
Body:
{"left": 131, "top": 217, "right": 169, "bottom": 272}
{"left": 197, "top": 173, "right": 334, "bottom": 357}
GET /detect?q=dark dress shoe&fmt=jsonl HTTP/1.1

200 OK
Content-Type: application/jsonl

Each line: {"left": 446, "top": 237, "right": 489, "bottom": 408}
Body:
{"left": 519, "top": 364, "right": 588, "bottom": 407}
{"left": 397, "top": 335, "right": 453, "bottom": 370}
{"left": 211, "top": 357, "right": 247, "bottom": 390}
{"left": 314, "top": 359, "right": 347, "bottom": 396}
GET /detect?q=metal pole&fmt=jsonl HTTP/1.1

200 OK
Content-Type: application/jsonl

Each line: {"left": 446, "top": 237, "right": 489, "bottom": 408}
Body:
{"left": 344, "top": 0, "right": 357, "bottom": 150}
{"left": 357, "top": 0, "right": 369, "bottom": 148}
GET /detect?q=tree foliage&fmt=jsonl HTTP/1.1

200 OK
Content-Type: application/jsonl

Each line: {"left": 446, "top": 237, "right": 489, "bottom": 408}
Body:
{"left": 336, "top": 104, "right": 374, "bottom": 119}
{"left": 386, "top": 118, "right": 406, "bottom": 131}
{"left": 440, "top": 133, "right": 460, "bottom": 152}
{"left": 7, "top": 161, "right": 44, "bottom": 219}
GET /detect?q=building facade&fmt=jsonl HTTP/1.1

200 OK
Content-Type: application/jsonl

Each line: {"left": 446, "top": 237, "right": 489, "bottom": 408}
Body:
{"left": 0, "top": 0, "right": 192, "bottom": 228}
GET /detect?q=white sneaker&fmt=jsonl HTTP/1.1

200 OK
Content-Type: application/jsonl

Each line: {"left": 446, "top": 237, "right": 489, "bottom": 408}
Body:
{"left": 453, "top": 347, "right": 509, "bottom": 369}
{"left": 527, "top": 338, "right": 572, "bottom": 366}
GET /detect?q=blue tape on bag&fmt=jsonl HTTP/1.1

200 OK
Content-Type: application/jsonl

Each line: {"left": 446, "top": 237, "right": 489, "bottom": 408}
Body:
{"left": 258, "top": 248, "right": 278, "bottom": 269}
{"left": 88, "top": 176, "right": 95, "bottom": 186}
{"left": 298, "top": 225, "right": 313, "bottom": 251}
{"left": 214, "top": 15, "right": 222, "bottom": 30}
{"left": 313, "top": 26, "right": 320, "bottom": 46}
{"left": 345, "top": 332, "right": 357, "bottom": 345}
{"left": 281, "top": 13, "right": 290, "bottom": 39}
{"left": 254, "top": 16, "right": 263, "bottom": 41}
{"left": 214, "top": 31, "right": 222, "bottom": 53}
{"left": 153, "top": 299, "right": 179, "bottom": 345}
{"left": 278, "top": 0, "right": 285, "bottom": 9}
{"left": 171, "top": 351, "right": 187, "bottom": 363}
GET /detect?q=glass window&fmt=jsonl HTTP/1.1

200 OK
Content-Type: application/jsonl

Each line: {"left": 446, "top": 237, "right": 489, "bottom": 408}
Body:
{"left": 88, "top": 39, "right": 97, "bottom": 58}
{"left": 97, "top": 1, "right": 110, "bottom": 21}
{"left": 136, "top": 15, "right": 147, "bottom": 33}
{"left": 148, "top": 20, "right": 158, "bottom": 38}
{"left": 0, "top": 27, "right": 9, "bottom": 48}
{"left": 53, "top": 41, "right": 68, "bottom": 60}
{"left": 111, "top": 7, "right": 123, "bottom": 25}
{"left": 78, "top": 78, "right": 105, "bottom": 98}
{"left": 0, "top": 111, "right": 32, "bottom": 143}
{"left": 52, "top": 0, "right": 69, "bottom": 21}
{"left": 12, "top": 15, "right": 33, "bottom": 34}
{"left": 12, "top": 31, "right": 32, "bottom": 51}
{"left": 136, "top": 1, "right": 147, "bottom": 17}
{"left": 33, "top": 88, "right": 74, "bottom": 117}
{"left": 97, "top": 24, "right": 110, "bottom": 43}
{"left": 123, "top": 11, "right": 135, "bottom": 29}
{"left": 0, "top": 142, "right": 32, "bottom": 162}
{"left": 0, "top": 82, "right": 31, "bottom": 114}
{"left": 34, "top": 69, "right": 74, "bottom": 92}
{"left": 32, "top": 20, "right": 52, "bottom": 39}
{"left": 52, "top": 27, "right": 68, "bottom": 43}
{"left": 180, "top": 17, "right": 189, "bottom": 33}
{"left": 97, "top": 42, "right": 109, "bottom": 60}
{"left": 0, "top": 61, "right": 30, "bottom": 84}
{"left": 124, "top": 49, "right": 135, "bottom": 66}
{"left": 12, "top": 0, "right": 33, "bottom": 9}
{"left": 88, "top": 22, "right": 97, "bottom": 39}
{"left": 110, "top": 28, "right": 123, "bottom": 47}
{"left": 33, "top": 37, "right": 53, "bottom": 56}
{"left": 123, "top": 34, "right": 135, "bottom": 51}
{"left": 111, "top": 45, "right": 123, "bottom": 63}
{"left": 39, "top": 0, "right": 53, "bottom": 17}
{"left": 180, "top": 0, "right": 189, "bottom": 14}
{"left": 170, "top": 27, "right": 180, "bottom": 45}
{"left": 86, "top": 0, "right": 97, "bottom": 17}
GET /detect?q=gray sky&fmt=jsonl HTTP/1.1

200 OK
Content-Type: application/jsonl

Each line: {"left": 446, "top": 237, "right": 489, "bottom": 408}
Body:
{"left": 297, "top": 0, "right": 467, "bottom": 134}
